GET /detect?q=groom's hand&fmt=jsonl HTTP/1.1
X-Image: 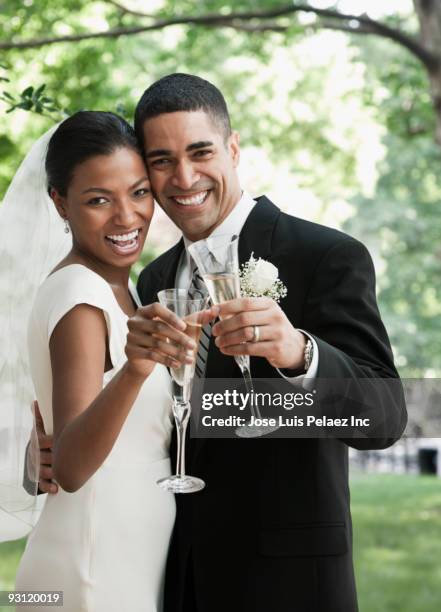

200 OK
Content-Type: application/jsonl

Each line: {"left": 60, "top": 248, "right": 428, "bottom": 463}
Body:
{"left": 213, "top": 297, "right": 306, "bottom": 370}
{"left": 32, "top": 401, "right": 58, "bottom": 495}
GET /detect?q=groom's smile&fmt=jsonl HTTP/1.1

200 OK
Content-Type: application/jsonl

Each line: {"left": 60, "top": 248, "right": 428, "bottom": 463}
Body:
{"left": 142, "top": 110, "right": 242, "bottom": 242}
{"left": 169, "top": 185, "right": 213, "bottom": 211}
{"left": 172, "top": 190, "right": 209, "bottom": 207}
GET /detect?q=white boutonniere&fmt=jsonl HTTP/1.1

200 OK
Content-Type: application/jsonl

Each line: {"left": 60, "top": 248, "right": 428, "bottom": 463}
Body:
{"left": 239, "top": 253, "right": 287, "bottom": 302}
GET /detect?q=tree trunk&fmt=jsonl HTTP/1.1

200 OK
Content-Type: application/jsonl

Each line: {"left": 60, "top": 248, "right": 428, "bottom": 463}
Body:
{"left": 414, "top": 0, "right": 441, "bottom": 143}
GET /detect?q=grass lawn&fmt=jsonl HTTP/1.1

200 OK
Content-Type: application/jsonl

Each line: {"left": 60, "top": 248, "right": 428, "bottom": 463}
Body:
{"left": 351, "top": 473, "right": 441, "bottom": 612}
{"left": 0, "top": 537, "right": 26, "bottom": 610}
{"left": 0, "top": 474, "right": 440, "bottom": 610}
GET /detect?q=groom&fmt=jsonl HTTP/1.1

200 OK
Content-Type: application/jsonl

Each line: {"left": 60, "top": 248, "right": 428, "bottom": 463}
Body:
{"left": 128, "top": 74, "right": 406, "bottom": 612}
{"left": 34, "top": 74, "right": 406, "bottom": 611}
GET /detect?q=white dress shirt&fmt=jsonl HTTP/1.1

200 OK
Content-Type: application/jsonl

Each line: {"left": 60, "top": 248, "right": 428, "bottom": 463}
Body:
{"left": 175, "top": 191, "right": 318, "bottom": 386}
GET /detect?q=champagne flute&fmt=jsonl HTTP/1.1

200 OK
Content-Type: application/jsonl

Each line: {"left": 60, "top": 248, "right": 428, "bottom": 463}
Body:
{"left": 188, "top": 235, "right": 279, "bottom": 438}
{"left": 156, "top": 289, "right": 207, "bottom": 493}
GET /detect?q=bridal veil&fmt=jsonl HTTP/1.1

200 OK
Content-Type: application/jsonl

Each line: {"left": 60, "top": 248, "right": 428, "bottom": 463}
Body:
{"left": 0, "top": 124, "right": 71, "bottom": 540}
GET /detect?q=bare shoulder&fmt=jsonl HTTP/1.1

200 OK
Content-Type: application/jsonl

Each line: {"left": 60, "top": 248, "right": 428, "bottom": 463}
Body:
{"left": 49, "top": 302, "right": 107, "bottom": 357}
{"left": 49, "top": 304, "right": 109, "bottom": 440}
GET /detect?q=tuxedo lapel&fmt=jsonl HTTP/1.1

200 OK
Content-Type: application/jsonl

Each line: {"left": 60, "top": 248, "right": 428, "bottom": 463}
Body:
{"left": 157, "top": 239, "right": 185, "bottom": 295}
{"left": 238, "top": 195, "right": 280, "bottom": 267}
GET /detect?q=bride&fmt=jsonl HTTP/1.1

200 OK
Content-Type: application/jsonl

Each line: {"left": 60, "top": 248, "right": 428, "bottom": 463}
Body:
{"left": 0, "top": 111, "right": 204, "bottom": 611}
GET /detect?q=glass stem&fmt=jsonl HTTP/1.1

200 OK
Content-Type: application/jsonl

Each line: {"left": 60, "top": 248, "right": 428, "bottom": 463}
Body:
{"left": 173, "top": 400, "right": 190, "bottom": 478}
{"left": 236, "top": 356, "right": 262, "bottom": 420}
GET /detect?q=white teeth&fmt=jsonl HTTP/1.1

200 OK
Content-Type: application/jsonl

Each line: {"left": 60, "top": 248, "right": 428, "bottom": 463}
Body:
{"left": 174, "top": 191, "right": 208, "bottom": 206}
{"left": 107, "top": 229, "right": 139, "bottom": 242}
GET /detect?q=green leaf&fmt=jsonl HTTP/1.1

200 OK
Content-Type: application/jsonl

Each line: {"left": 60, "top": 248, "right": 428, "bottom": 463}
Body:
{"left": 21, "top": 86, "right": 34, "bottom": 98}
{"left": 34, "top": 84, "right": 46, "bottom": 97}
{"left": 16, "top": 100, "right": 33, "bottom": 110}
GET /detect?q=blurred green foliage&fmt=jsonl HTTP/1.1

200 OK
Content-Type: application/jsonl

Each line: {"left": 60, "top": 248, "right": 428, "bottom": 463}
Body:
{"left": 346, "top": 37, "right": 441, "bottom": 375}
{"left": 0, "top": 0, "right": 357, "bottom": 196}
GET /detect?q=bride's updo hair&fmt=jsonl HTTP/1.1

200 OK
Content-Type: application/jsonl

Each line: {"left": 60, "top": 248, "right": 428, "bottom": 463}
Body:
{"left": 46, "top": 111, "right": 141, "bottom": 197}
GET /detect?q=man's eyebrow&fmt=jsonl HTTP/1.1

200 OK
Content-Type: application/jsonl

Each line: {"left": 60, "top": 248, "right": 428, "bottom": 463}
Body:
{"left": 145, "top": 141, "right": 214, "bottom": 159}
{"left": 145, "top": 149, "right": 171, "bottom": 159}
{"left": 186, "top": 140, "right": 214, "bottom": 151}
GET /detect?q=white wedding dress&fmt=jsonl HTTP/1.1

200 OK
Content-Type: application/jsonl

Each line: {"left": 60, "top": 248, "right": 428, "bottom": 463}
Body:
{"left": 15, "top": 264, "right": 176, "bottom": 612}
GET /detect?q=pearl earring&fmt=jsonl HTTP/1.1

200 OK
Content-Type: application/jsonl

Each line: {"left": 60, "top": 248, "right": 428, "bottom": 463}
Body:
{"left": 64, "top": 219, "right": 70, "bottom": 234}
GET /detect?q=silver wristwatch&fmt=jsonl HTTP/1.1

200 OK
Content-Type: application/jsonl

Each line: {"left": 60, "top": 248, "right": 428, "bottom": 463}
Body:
{"left": 303, "top": 338, "right": 314, "bottom": 372}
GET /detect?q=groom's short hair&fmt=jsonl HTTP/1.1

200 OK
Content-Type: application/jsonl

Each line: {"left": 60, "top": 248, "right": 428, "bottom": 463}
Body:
{"left": 134, "top": 73, "right": 232, "bottom": 147}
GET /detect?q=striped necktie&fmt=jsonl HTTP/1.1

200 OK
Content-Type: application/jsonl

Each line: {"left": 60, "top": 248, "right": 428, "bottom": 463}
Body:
{"left": 188, "top": 265, "right": 212, "bottom": 378}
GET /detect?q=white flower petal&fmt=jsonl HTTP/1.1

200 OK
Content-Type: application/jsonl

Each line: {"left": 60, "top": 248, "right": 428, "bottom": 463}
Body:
{"left": 248, "top": 258, "right": 278, "bottom": 292}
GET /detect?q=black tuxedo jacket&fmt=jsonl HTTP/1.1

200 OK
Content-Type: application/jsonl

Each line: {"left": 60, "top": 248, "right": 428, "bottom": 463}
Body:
{"left": 137, "top": 197, "right": 406, "bottom": 612}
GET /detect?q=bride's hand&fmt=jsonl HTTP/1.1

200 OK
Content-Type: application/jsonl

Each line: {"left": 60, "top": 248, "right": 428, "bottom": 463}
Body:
{"left": 125, "top": 303, "right": 198, "bottom": 379}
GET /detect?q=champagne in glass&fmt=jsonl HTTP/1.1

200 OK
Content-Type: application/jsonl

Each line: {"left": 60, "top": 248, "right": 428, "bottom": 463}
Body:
{"left": 170, "top": 319, "right": 202, "bottom": 387}
{"left": 203, "top": 272, "right": 249, "bottom": 374}
{"left": 203, "top": 273, "right": 241, "bottom": 304}
{"left": 156, "top": 289, "right": 207, "bottom": 493}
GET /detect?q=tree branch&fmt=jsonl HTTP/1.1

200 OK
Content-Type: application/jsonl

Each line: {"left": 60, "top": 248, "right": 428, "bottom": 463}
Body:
{"left": 294, "top": 4, "right": 440, "bottom": 71}
{"left": 0, "top": 6, "right": 300, "bottom": 51}
{"left": 0, "top": 2, "right": 438, "bottom": 71}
